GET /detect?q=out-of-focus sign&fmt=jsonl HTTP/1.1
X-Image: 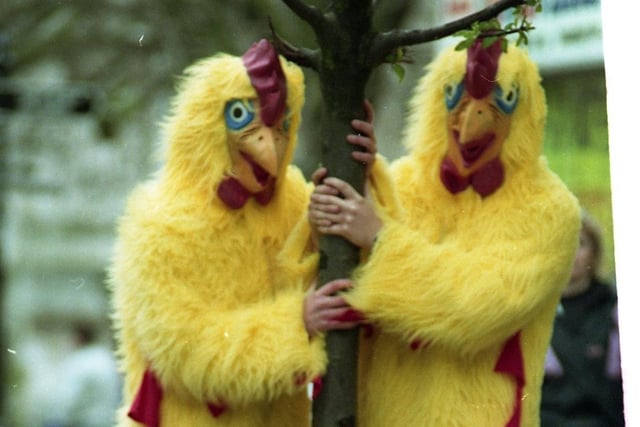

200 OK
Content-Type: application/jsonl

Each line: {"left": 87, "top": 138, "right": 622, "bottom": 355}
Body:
{"left": 527, "top": 0, "right": 603, "bottom": 73}
{"left": 435, "top": 0, "right": 603, "bottom": 73}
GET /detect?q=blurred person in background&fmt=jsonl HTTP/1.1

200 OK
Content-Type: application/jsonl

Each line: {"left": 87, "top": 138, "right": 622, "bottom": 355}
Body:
{"left": 540, "top": 209, "right": 624, "bottom": 427}
{"left": 43, "top": 321, "right": 120, "bottom": 427}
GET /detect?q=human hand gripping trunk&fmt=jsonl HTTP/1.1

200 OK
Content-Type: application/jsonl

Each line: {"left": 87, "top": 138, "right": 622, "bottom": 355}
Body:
{"left": 309, "top": 176, "right": 382, "bottom": 251}
{"left": 347, "top": 99, "right": 377, "bottom": 173}
{"left": 308, "top": 100, "right": 381, "bottom": 251}
{"left": 304, "top": 278, "right": 363, "bottom": 338}
{"left": 303, "top": 101, "right": 376, "bottom": 340}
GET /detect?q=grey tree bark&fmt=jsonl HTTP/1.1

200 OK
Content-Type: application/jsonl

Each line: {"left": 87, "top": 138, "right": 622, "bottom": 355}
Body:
{"left": 276, "top": 0, "right": 531, "bottom": 426}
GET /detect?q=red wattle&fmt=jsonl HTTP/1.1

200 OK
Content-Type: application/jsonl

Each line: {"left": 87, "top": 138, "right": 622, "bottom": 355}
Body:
{"left": 217, "top": 177, "right": 251, "bottom": 209}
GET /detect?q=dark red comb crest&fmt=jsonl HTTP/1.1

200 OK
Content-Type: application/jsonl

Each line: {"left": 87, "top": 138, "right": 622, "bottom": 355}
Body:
{"left": 465, "top": 38, "right": 503, "bottom": 99}
{"left": 242, "top": 39, "right": 287, "bottom": 126}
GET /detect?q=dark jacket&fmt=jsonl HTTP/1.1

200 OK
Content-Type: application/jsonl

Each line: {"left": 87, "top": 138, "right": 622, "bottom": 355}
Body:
{"left": 540, "top": 279, "right": 624, "bottom": 427}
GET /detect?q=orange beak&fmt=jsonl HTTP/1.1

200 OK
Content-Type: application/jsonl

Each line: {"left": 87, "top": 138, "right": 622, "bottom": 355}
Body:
{"left": 447, "top": 95, "right": 511, "bottom": 175}
{"left": 228, "top": 124, "right": 285, "bottom": 194}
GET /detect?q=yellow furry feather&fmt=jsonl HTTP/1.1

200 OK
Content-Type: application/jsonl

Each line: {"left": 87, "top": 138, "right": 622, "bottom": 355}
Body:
{"left": 156, "top": 53, "right": 305, "bottom": 204}
{"left": 109, "top": 50, "right": 322, "bottom": 427}
{"left": 349, "top": 43, "right": 580, "bottom": 427}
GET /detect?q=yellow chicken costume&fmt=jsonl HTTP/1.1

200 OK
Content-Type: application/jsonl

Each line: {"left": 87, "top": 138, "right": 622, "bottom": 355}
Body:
{"left": 109, "top": 40, "right": 324, "bottom": 427}
{"left": 347, "top": 40, "right": 581, "bottom": 426}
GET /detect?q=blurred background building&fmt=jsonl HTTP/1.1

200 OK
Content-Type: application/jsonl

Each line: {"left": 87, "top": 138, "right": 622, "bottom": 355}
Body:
{"left": 0, "top": 0, "right": 610, "bottom": 425}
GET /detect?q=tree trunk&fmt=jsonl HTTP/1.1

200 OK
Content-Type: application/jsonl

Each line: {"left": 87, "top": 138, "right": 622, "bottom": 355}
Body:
{"left": 313, "top": 97, "right": 369, "bottom": 427}
{"left": 276, "top": 1, "right": 533, "bottom": 425}
{"left": 312, "top": 2, "right": 373, "bottom": 426}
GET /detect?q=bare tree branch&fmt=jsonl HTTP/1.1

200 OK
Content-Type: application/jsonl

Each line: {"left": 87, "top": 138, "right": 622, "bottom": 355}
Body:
{"left": 368, "top": 0, "right": 527, "bottom": 66}
{"left": 280, "top": 0, "right": 324, "bottom": 31}
{"left": 268, "top": 18, "right": 321, "bottom": 70}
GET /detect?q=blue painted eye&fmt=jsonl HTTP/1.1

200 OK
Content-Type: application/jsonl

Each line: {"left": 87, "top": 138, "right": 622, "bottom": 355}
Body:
{"left": 494, "top": 84, "right": 519, "bottom": 114}
{"left": 445, "top": 82, "right": 464, "bottom": 110}
{"left": 224, "top": 99, "right": 254, "bottom": 130}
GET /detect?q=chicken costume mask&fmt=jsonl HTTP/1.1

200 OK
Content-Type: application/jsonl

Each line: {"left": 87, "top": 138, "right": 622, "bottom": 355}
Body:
{"left": 109, "top": 40, "right": 324, "bottom": 427}
{"left": 347, "top": 41, "right": 580, "bottom": 426}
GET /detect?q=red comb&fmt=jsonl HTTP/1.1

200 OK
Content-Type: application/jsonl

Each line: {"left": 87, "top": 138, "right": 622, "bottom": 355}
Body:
{"left": 242, "top": 39, "right": 287, "bottom": 126}
{"left": 465, "top": 38, "right": 503, "bottom": 99}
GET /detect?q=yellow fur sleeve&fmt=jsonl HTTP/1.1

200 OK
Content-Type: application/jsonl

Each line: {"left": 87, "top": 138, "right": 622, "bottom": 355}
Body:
{"left": 111, "top": 172, "right": 326, "bottom": 408}
{"left": 276, "top": 180, "right": 319, "bottom": 288}
{"left": 367, "top": 155, "right": 403, "bottom": 222}
{"left": 347, "top": 167, "right": 580, "bottom": 358}
{"left": 276, "top": 157, "right": 400, "bottom": 283}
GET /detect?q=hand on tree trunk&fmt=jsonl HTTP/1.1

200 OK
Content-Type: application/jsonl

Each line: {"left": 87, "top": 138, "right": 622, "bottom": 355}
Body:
{"left": 309, "top": 176, "right": 382, "bottom": 251}
{"left": 304, "top": 278, "right": 363, "bottom": 338}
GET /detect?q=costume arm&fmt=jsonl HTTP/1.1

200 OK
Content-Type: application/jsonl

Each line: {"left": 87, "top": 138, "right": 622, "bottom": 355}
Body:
{"left": 276, "top": 179, "right": 319, "bottom": 287}
{"left": 112, "top": 188, "right": 325, "bottom": 408}
{"left": 368, "top": 155, "right": 402, "bottom": 223}
{"left": 348, "top": 178, "right": 580, "bottom": 357}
